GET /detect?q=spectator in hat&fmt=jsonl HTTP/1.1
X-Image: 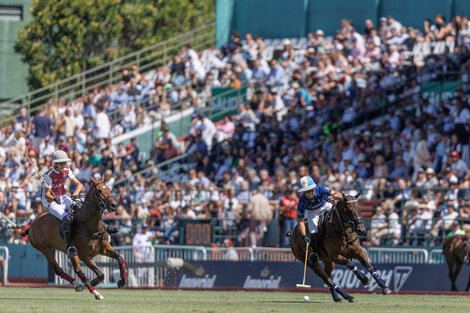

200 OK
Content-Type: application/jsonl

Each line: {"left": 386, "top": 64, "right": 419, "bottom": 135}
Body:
{"left": 180, "top": 203, "right": 196, "bottom": 219}
{"left": 222, "top": 238, "right": 239, "bottom": 261}
{"left": 379, "top": 17, "right": 389, "bottom": 38}
{"left": 229, "top": 168, "right": 244, "bottom": 191}
{"left": 103, "top": 169, "right": 115, "bottom": 190}
{"left": 281, "top": 39, "right": 295, "bottom": 63}
{"left": 132, "top": 223, "right": 156, "bottom": 282}
{"left": 408, "top": 203, "right": 433, "bottom": 246}
{"left": 431, "top": 203, "right": 460, "bottom": 242}
{"left": 422, "top": 167, "right": 439, "bottom": 191}
{"left": 450, "top": 151, "right": 469, "bottom": 179}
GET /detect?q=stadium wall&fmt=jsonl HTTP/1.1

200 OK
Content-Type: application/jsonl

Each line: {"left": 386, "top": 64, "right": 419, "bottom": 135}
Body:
{"left": 1, "top": 243, "right": 48, "bottom": 281}
{"left": 0, "top": 0, "right": 32, "bottom": 100}
{"left": 215, "top": 0, "right": 470, "bottom": 46}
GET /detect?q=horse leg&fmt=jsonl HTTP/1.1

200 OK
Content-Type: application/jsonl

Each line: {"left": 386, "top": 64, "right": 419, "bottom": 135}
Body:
{"left": 324, "top": 260, "right": 357, "bottom": 303}
{"left": 356, "top": 250, "right": 392, "bottom": 295}
{"left": 81, "top": 257, "right": 105, "bottom": 287}
{"left": 70, "top": 256, "right": 104, "bottom": 300}
{"left": 449, "top": 258, "right": 463, "bottom": 291}
{"left": 308, "top": 262, "right": 345, "bottom": 303}
{"left": 332, "top": 254, "right": 369, "bottom": 286}
{"left": 100, "top": 242, "right": 127, "bottom": 288}
{"left": 38, "top": 245, "right": 83, "bottom": 292}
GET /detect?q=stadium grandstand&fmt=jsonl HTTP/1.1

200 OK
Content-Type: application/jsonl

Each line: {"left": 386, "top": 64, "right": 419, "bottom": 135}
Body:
{"left": 1, "top": 0, "right": 470, "bottom": 301}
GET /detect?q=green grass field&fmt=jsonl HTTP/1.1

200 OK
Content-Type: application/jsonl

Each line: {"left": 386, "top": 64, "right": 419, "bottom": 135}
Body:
{"left": 0, "top": 287, "right": 469, "bottom": 313}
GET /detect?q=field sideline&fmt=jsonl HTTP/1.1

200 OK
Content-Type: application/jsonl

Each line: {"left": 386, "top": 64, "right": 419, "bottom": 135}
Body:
{"left": 0, "top": 287, "right": 469, "bottom": 313}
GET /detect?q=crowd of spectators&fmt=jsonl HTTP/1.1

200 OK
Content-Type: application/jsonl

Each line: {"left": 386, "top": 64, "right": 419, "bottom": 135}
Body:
{"left": 1, "top": 13, "right": 470, "bottom": 248}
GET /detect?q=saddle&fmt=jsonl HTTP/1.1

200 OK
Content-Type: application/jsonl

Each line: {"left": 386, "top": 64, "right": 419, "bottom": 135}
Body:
{"left": 318, "top": 209, "right": 332, "bottom": 240}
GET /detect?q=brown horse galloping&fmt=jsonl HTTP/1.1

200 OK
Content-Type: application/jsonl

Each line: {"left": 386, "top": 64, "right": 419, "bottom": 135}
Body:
{"left": 24, "top": 177, "right": 127, "bottom": 300}
{"left": 443, "top": 235, "right": 470, "bottom": 291}
{"left": 290, "top": 193, "right": 392, "bottom": 302}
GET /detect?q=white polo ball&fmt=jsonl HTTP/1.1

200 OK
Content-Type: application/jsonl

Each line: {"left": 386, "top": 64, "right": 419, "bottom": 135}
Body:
{"left": 303, "top": 295, "right": 309, "bottom": 301}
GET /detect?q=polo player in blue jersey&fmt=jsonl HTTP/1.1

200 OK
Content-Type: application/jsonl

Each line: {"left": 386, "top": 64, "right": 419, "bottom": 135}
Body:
{"left": 296, "top": 176, "right": 342, "bottom": 263}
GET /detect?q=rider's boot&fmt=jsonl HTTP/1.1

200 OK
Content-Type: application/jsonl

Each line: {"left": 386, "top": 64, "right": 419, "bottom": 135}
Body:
{"left": 104, "top": 222, "right": 119, "bottom": 234}
{"left": 308, "top": 233, "right": 320, "bottom": 264}
{"left": 61, "top": 215, "right": 77, "bottom": 258}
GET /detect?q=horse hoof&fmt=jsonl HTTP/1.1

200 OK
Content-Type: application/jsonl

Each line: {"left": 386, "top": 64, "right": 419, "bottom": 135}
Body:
{"left": 92, "top": 290, "right": 104, "bottom": 300}
{"left": 382, "top": 287, "right": 392, "bottom": 295}
{"left": 73, "top": 281, "right": 84, "bottom": 292}
{"left": 348, "top": 297, "right": 358, "bottom": 303}
{"left": 361, "top": 278, "right": 370, "bottom": 286}
{"left": 117, "top": 279, "right": 125, "bottom": 288}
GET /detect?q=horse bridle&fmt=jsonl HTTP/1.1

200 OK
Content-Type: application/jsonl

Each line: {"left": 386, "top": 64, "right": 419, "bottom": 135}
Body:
{"left": 333, "top": 198, "right": 362, "bottom": 236}
{"left": 90, "top": 182, "right": 116, "bottom": 213}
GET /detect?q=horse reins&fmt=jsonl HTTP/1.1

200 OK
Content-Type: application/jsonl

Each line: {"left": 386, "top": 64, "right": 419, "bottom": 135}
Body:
{"left": 75, "top": 182, "right": 114, "bottom": 238}
{"left": 332, "top": 198, "right": 361, "bottom": 258}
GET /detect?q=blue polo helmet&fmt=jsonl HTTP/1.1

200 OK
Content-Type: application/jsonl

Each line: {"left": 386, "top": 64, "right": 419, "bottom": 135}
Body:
{"left": 298, "top": 176, "right": 316, "bottom": 193}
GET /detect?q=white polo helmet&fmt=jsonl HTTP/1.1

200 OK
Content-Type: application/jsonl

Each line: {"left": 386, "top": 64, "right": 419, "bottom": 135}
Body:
{"left": 52, "top": 150, "right": 71, "bottom": 163}
{"left": 298, "top": 176, "right": 316, "bottom": 193}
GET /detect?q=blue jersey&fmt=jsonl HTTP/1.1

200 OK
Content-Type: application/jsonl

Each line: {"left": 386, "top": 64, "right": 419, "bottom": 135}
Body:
{"left": 297, "top": 185, "right": 332, "bottom": 219}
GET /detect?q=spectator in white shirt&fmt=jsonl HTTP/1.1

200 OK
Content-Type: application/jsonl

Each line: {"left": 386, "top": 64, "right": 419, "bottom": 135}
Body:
{"left": 93, "top": 105, "right": 111, "bottom": 140}
{"left": 197, "top": 113, "right": 218, "bottom": 149}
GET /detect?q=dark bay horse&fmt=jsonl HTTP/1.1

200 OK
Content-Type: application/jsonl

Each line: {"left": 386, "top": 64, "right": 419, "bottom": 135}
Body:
{"left": 290, "top": 193, "right": 391, "bottom": 302}
{"left": 24, "top": 177, "right": 127, "bottom": 300}
{"left": 443, "top": 235, "right": 470, "bottom": 291}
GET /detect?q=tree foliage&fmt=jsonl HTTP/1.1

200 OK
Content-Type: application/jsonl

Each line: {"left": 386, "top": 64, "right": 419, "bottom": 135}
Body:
{"left": 15, "top": 0, "right": 214, "bottom": 90}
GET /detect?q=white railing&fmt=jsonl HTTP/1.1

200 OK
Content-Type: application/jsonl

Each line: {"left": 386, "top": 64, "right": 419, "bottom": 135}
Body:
{"left": 367, "top": 247, "right": 429, "bottom": 264}
{"left": 429, "top": 248, "right": 445, "bottom": 264}
{"left": 0, "top": 246, "right": 9, "bottom": 285}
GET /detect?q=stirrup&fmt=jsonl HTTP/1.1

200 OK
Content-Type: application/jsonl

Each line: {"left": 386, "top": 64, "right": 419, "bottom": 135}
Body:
{"left": 67, "top": 246, "right": 78, "bottom": 258}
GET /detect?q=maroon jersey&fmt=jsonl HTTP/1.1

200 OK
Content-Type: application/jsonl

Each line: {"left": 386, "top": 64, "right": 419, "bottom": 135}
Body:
{"left": 41, "top": 167, "right": 75, "bottom": 206}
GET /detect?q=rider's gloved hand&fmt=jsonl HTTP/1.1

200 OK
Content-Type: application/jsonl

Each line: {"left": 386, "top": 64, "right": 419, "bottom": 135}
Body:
{"left": 303, "top": 235, "right": 311, "bottom": 246}
{"left": 53, "top": 196, "right": 61, "bottom": 205}
{"left": 71, "top": 194, "right": 78, "bottom": 200}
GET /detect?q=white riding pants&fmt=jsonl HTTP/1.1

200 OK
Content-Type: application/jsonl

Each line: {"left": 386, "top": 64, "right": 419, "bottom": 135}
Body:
{"left": 306, "top": 202, "right": 333, "bottom": 234}
{"left": 48, "top": 195, "right": 73, "bottom": 220}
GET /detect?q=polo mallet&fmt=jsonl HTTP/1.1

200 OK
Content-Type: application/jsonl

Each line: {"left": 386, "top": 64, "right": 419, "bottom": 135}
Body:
{"left": 10, "top": 135, "right": 57, "bottom": 198}
{"left": 296, "top": 243, "right": 311, "bottom": 288}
